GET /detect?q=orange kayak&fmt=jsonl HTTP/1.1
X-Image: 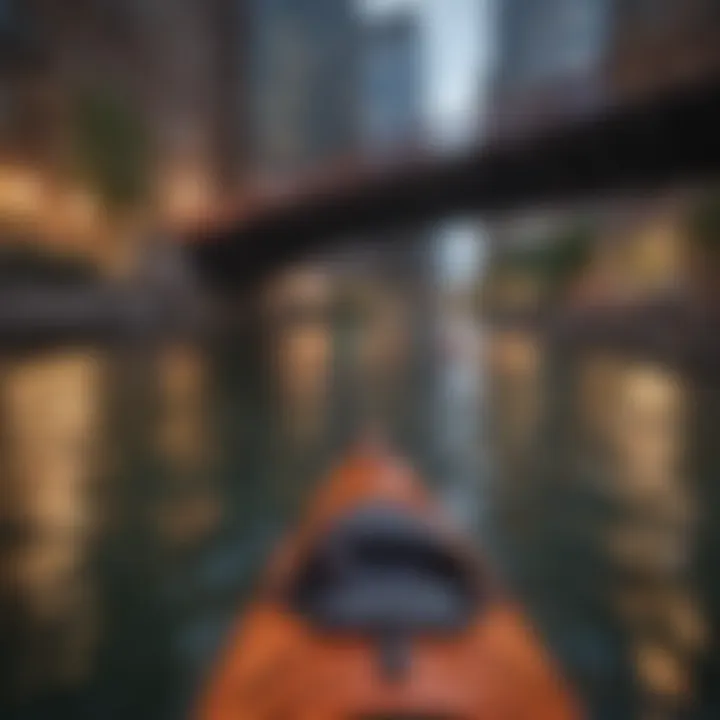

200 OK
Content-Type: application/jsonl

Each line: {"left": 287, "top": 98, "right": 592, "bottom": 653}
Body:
{"left": 197, "top": 442, "right": 582, "bottom": 720}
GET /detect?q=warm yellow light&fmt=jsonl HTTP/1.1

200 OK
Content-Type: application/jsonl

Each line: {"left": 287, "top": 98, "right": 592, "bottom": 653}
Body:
{"left": 63, "top": 188, "right": 100, "bottom": 234}
{"left": 0, "top": 166, "right": 45, "bottom": 218}
{"left": 164, "top": 170, "right": 213, "bottom": 223}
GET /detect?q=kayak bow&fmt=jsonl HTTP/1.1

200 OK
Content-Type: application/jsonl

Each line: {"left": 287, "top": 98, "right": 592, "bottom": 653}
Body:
{"left": 197, "top": 444, "right": 582, "bottom": 720}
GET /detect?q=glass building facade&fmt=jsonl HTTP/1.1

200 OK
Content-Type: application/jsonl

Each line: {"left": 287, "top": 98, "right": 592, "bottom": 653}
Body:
{"left": 247, "top": 0, "right": 357, "bottom": 180}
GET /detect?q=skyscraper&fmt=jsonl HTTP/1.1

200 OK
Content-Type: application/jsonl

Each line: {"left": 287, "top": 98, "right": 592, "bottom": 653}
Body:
{"left": 488, "top": 0, "right": 610, "bottom": 139}
{"left": 489, "top": 0, "right": 720, "bottom": 141}
{"left": 360, "top": 10, "right": 421, "bottom": 155}
{"left": 248, "top": 0, "right": 358, "bottom": 182}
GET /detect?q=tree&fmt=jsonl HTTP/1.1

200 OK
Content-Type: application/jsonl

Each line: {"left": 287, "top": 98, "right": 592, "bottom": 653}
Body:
{"left": 71, "top": 85, "right": 153, "bottom": 274}
{"left": 478, "top": 223, "right": 594, "bottom": 317}
{"left": 689, "top": 191, "right": 720, "bottom": 253}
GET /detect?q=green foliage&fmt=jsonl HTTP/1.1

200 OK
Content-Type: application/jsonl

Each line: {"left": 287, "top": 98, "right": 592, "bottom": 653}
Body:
{"left": 496, "top": 224, "right": 594, "bottom": 287}
{"left": 688, "top": 192, "right": 720, "bottom": 252}
{"left": 71, "top": 87, "right": 152, "bottom": 215}
{"left": 478, "top": 223, "right": 594, "bottom": 315}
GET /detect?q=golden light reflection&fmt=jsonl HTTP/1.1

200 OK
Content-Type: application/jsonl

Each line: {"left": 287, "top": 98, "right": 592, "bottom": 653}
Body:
{"left": 0, "top": 350, "right": 105, "bottom": 692}
{"left": 613, "top": 363, "right": 686, "bottom": 500}
{"left": 155, "top": 344, "right": 218, "bottom": 548}
{"left": 487, "top": 329, "right": 543, "bottom": 458}
{"left": 634, "top": 642, "right": 689, "bottom": 702}
{"left": 590, "top": 357, "right": 705, "bottom": 716}
{"left": 277, "top": 322, "right": 332, "bottom": 446}
{"left": 631, "top": 213, "right": 686, "bottom": 292}
{"left": 490, "top": 329, "right": 542, "bottom": 376}
{"left": 613, "top": 588, "right": 709, "bottom": 657}
{"left": 357, "top": 288, "right": 410, "bottom": 425}
{"left": 267, "top": 267, "right": 335, "bottom": 448}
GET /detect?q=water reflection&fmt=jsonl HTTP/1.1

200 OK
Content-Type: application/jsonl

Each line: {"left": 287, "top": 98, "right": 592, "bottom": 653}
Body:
{"left": 154, "top": 344, "right": 220, "bottom": 551}
{"left": 478, "top": 191, "right": 720, "bottom": 719}
{"left": 603, "top": 363, "right": 705, "bottom": 717}
{"left": 483, "top": 332, "right": 709, "bottom": 719}
{"left": 1, "top": 351, "right": 104, "bottom": 699}
{"left": 0, "top": 201, "right": 718, "bottom": 720}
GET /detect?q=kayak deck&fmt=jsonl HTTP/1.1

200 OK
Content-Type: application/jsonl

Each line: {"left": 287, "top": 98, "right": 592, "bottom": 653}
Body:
{"left": 197, "top": 445, "right": 582, "bottom": 719}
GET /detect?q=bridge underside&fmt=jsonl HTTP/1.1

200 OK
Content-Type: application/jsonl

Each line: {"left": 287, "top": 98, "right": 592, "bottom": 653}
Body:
{"left": 189, "top": 81, "right": 720, "bottom": 291}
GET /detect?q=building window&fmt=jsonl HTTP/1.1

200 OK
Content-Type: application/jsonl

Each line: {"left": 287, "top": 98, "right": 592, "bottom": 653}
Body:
{"left": 502, "top": 0, "right": 609, "bottom": 89}
{"left": 361, "top": 17, "right": 420, "bottom": 151}
{"left": 0, "top": 0, "right": 11, "bottom": 29}
{"left": 0, "top": 0, "right": 31, "bottom": 48}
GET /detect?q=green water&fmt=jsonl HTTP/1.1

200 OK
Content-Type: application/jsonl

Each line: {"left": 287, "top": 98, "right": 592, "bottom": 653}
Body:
{"left": 0, "top": 317, "right": 718, "bottom": 720}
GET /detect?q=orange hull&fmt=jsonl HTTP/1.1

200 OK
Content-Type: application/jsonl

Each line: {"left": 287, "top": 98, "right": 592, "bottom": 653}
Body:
{"left": 197, "top": 443, "right": 582, "bottom": 720}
